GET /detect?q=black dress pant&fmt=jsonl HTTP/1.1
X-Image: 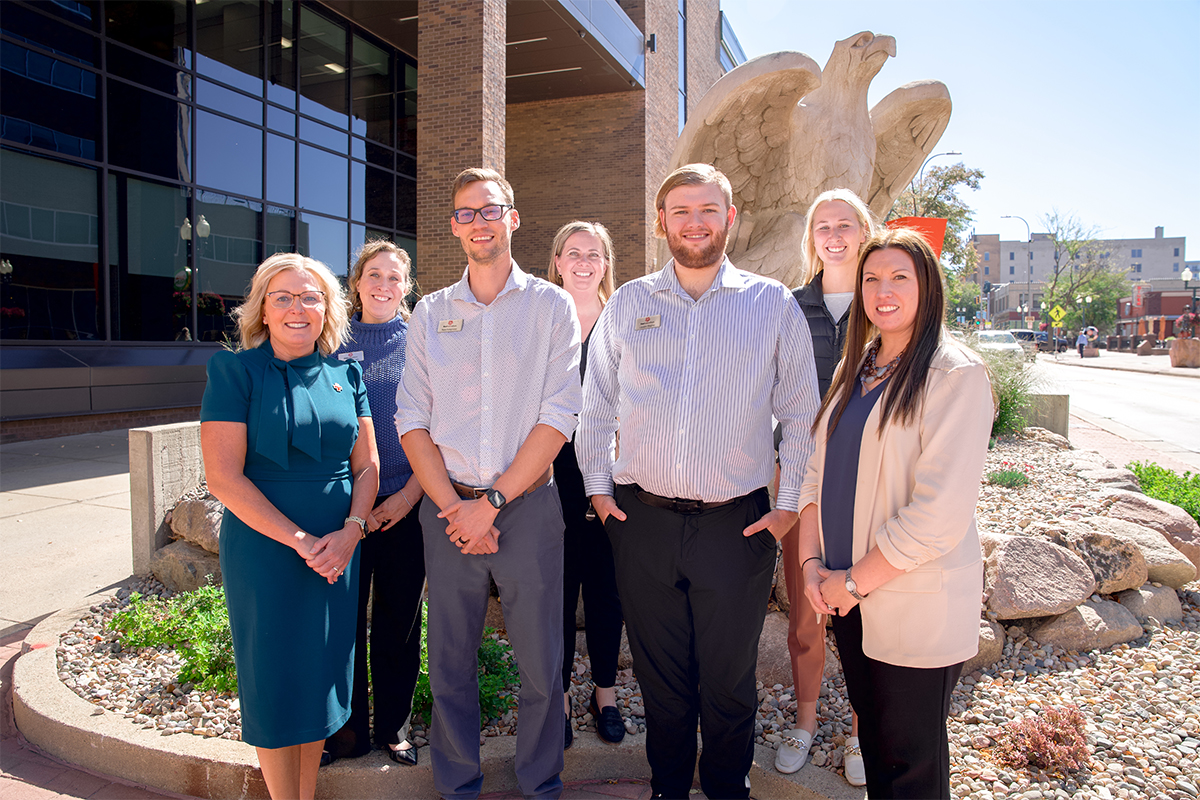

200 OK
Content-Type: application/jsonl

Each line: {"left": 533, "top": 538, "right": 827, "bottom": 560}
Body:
{"left": 831, "top": 605, "right": 963, "bottom": 800}
{"left": 606, "top": 483, "right": 774, "bottom": 800}
{"left": 326, "top": 494, "right": 425, "bottom": 756}
{"left": 558, "top": 446, "right": 623, "bottom": 692}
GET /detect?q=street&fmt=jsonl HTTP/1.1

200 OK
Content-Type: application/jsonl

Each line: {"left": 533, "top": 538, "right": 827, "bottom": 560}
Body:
{"left": 1033, "top": 356, "right": 1200, "bottom": 471}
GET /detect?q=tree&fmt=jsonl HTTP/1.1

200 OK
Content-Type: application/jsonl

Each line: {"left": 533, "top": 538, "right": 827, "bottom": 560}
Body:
{"left": 886, "top": 163, "right": 985, "bottom": 276}
{"left": 1036, "top": 210, "right": 1131, "bottom": 334}
{"left": 944, "top": 272, "right": 982, "bottom": 329}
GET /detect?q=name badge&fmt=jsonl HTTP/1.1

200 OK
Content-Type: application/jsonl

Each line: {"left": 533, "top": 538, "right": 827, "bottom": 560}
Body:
{"left": 634, "top": 315, "right": 661, "bottom": 331}
{"left": 438, "top": 319, "right": 464, "bottom": 333}
{"left": 338, "top": 350, "right": 364, "bottom": 362}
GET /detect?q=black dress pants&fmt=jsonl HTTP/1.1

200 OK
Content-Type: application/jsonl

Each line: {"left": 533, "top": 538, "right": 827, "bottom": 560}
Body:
{"left": 326, "top": 495, "right": 426, "bottom": 756}
{"left": 831, "top": 605, "right": 963, "bottom": 799}
{"left": 606, "top": 483, "right": 774, "bottom": 800}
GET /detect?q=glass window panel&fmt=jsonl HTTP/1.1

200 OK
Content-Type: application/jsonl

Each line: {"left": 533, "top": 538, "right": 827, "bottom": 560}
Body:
{"left": 1, "top": 43, "right": 99, "bottom": 159}
{"left": 397, "top": 61, "right": 416, "bottom": 154}
{"left": 397, "top": 151, "right": 415, "bottom": 178}
{"left": 351, "top": 35, "right": 391, "bottom": 145}
{"left": 196, "top": 110, "right": 262, "bottom": 198}
{"left": 297, "top": 213, "right": 346, "bottom": 275}
{"left": 298, "top": 144, "right": 346, "bottom": 217}
{"left": 196, "top": 78, "right": 261, "bottom": 123}
{"left": 0, "top": 3, "right": 98, "bottom": 65}
{"left": 106, "top": 172, "right": 189, "bottom": 341}
{"left": 365, "top": 141, "right": 392, "bottom": 170}
{"left": 361, "top": 165, "right": 392, "bottom": 229}
{"left": 266, "top": 0, "right": 296, "bottom": 107}
{"left": 105, "top": 1, "right": 187, "bottom": 65}
{"left": 298, "top": 116, "right": 345, "bottom": 151}
{"left": 265, "top": 205, "right": 293, "bottom": 255}
{"left": 106, "top": 42, "right": 188, "bottom": 96}
{"left": 0, "top": 148, "right": 101, "bottom": 341}
{"left": 396, "top": 176, "right": 415, "bottom": 234}
{"left": 195, "top": 0, "right": 262, "bottom": 94}
{"left": 350, "top": 160, "right": 364, "bottom": 223}
{"left": 267, "top": 104, "right": 294, "bottom": 134}
{"left": 297, "top": 7, "right": 347, "bottom": 128}
{"left": 195, "top": 190, "right": 261, "bottom": 342}
{"left": 26, "top": 0, "right": 99, "bottom": 31}
{"left": 350, "top": 136, "right": 365, "bottom": 161}
{"left": 107, "top": 79, "right": 189, "bottom": 181}
{"left": 266, "top": 133, "right": 294, "bottom": 205}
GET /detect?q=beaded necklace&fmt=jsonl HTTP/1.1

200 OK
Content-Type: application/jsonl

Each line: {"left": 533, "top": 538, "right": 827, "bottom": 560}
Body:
{"left": 859, "top": 339, "right": 904, "bottom": 384}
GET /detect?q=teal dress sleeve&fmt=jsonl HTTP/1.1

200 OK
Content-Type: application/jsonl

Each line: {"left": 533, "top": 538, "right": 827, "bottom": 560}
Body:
{"left": 348, "top": 358, "right": 371, "bottom": 419}
{"left": 201, "top": 350, "right": 252, "bottom": 423}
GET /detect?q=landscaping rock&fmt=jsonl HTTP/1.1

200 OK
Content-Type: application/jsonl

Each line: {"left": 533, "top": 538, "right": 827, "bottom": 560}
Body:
{"left": 168, "top": 495, "right": 223, "bottom": 554}
{"left": 978, "top": 531, "right": 1010, "bottom": 560}
{"left": 1077, "top": 467, "right": 1140, "bottom": 492}
{"left": 1031, "top": 599, "right": 1142, "bottom": 651}
{"left": 962, "top": 619, "right": 1004, "bottom": 674}
{"left": 1169, "top": 336, "right": 1200, "bottom": 368}
{"left": 772, "top": 546, "right": 790, "bottom": 613}
{"left": 756, "top": 611, "right": 791, "bottom": 687}
{"left": 1022, "top": 427, "right": 1070, "bottom": 450}
{"left": 1089, "top": 516, "right": 1198, "bottom": 588}
{"left": 1116, "top": 584, "right": 1183, "bottom": 624}
{"left": 1067, "top": 451, "right": 1113, "bottom": 471}
{"left": 985, "top": 536, "right": 1095, "bottom": 619}
{"left": 1104, "top": 489, "right": 1200, "bottom": 572}
{"left": 1043, "top": 522, "right": 1148, "bottom": 594}
{"left": 150, "top": 540, "right": 221, "bottom": 593}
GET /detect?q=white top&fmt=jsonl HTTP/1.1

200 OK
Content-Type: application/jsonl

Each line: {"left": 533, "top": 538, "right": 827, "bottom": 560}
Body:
{"left": 394, "top": 263, "right": 582, "bottom": 486}
{"left": 823, "top": 291, "right": 854, "bottom": 323}
{"left": 577, "top": 258, "right": 820, "bottom": 511}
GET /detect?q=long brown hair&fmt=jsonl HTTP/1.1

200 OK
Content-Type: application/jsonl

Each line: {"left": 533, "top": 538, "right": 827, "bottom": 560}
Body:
{"left": 816, "top": 228, "right": 946, "bottom": 437}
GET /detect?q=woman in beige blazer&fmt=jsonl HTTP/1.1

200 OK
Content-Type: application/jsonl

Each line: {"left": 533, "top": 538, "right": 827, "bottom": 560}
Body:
{"left": 797, "top": 228, "right": 993, "bottom": 799}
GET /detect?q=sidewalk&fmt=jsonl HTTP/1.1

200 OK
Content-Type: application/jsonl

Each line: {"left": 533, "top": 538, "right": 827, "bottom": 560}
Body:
{"left": 1035, "top": 348, "right": 1200, "bottom": 379}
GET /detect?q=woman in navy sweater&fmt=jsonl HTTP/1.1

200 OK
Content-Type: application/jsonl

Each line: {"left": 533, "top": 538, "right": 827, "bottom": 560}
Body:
{"left": 324, "top": 240, "right": 426, "bottom": 767}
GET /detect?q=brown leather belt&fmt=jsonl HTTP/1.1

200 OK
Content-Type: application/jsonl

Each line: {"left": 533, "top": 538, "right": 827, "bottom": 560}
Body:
{"left": 451, "top": 466, "right": 553, "bottom": 502}
{"left": 632, "top": 484, "right": 741, "bottom": 515}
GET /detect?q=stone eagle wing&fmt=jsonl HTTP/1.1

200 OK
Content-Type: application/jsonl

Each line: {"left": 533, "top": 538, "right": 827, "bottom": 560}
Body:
{"left": 866, "top": 79, "right": 952, "bottom": 219}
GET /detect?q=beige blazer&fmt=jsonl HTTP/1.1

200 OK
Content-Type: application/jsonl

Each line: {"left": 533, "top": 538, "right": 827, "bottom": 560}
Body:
{"left": 798, "top": 340, "right": 994, "bottom": 668}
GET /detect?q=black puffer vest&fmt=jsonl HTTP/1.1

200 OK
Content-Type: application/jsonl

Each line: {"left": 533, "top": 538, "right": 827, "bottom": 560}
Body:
{"left": 793, "top": 272, "right": 850, "bottom": 400}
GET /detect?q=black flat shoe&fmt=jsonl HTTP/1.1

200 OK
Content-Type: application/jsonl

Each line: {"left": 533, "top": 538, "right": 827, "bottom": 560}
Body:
{"left": 387, "top": 745, "right": 418, "bottom": 766}
{"left": 564, "top": 711, "right": 574, "bottom": 750}
{"left": 319, "top": 750, "right": 336, "bottom": 767}
{"left": 589, "top": 687, "right": 626, "bottom": 744}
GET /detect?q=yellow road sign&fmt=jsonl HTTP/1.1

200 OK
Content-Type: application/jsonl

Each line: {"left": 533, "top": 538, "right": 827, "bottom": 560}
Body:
{"left": 1049, "top": 304, "right": 1067, "bottom": 324}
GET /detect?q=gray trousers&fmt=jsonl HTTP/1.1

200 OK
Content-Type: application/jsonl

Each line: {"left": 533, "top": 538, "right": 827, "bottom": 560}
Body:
{"left": 421, "top": 483, "right": 565, "bottom": 800}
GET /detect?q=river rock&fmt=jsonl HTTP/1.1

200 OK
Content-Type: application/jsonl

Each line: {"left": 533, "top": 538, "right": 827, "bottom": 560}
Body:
{"left": 1169, "top": 336, "right": 1200, "bottom": 367}
{"left": 150, "top": 540, "right": 221, "bottom": 593}
{"left": 1089, "top": 516, "right": 1198, "bottom": 588}
{"left": 1077, "top": 467, "right": 1141, "bottom": 492}
{"left": 985, "top": 535, "right": 1095, "bottom": 619}
{"left": 1044, "top": 523, "right": 1148, "bottom": 594}
{"left": 169, "top": 496, "right": 223, "bottom": 554}
{"left": 1105, "top": 490, "right": 1200, "bottom": 571}
{"left": 1031, "top": 599, "right": 1142, "bottom": 651}
{"left": 756, "top": 611, "right": 792, "bottom": 687}
{"left": 1067, "top": 451, "right": 1113, "bottom": 471}
{"left": 962, "top": 618, "right": 1004, "bottom": 674}
{"left": 1022, "top": 427, "right": 1070, "bottom": 450}
{"left": 1116, "top": 584, "right": 1183, "bottom": 623}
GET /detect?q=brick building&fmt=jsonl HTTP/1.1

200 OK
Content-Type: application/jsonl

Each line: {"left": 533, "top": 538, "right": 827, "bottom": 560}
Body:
{"left": 0, "top": 0, "right": 745, "bottom": 439}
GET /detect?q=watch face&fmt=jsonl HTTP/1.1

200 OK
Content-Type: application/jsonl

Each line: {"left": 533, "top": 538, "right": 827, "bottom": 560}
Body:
{"left": 486, "top": 488, "right": 506, "bottom": 509}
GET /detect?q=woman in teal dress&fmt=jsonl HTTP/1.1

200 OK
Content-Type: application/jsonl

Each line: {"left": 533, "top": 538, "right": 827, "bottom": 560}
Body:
{"left": 201, "top": 252, "right": 380, "bottom": 800}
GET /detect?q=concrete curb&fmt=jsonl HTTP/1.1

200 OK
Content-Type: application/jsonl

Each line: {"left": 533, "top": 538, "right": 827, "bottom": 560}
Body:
{"left": 13, "top": 598, "right": 857, "bottom": 799}
{"left": 1040, "top": 354, "right": 1200, "bottom": 379}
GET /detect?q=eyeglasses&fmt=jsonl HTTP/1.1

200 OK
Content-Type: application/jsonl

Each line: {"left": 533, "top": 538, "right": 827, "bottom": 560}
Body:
{"left": 266, "top": 290, "right": 326, "bottom": 309}
{"left": 452, "top": 204, "right": 513, "bottom": 224}
{"left": 560, "top": 250, "right": 605, "bottom": 264}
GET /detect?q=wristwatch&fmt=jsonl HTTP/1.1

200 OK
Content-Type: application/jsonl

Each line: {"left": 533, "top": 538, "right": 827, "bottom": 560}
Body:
{"left": 485, "top": 487, "right": 507, "bottom": 511}
{"left": 845, "top": 568, "right": 867, "bottom": 601}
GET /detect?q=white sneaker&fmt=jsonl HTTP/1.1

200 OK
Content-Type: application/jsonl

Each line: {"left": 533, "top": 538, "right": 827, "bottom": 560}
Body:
{"left": 843, "top": 736, "right": 866, "bottom": 786}
{"left": 774, "top": 728, "right": 813, "bottom": 774}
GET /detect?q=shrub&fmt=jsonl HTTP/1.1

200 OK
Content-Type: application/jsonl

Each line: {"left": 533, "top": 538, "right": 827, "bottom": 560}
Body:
{"left": 1127, "top": 461, "right": 1200, "bottom": 524}
{"left": 108, "top": 581, "right": 237, "bottom": 693}
{"left": 987, "top": 461, "right": 1031, "bottom": 488}
{"left": 972, "top": 346, "right": 1038, "bottom": 438}
{"left": 993, "top": 704, "right": 1090, "bottom": 774}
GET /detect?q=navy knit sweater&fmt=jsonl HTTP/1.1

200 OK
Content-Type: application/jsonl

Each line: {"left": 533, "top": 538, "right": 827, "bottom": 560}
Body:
{"left": 334, "top": 313, "right": 413, "bottom": 496}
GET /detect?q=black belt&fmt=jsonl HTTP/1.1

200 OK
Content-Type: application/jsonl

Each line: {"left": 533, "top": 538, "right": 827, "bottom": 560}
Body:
{"left": 631, "top": 484, "right": 744, "bottom": 515}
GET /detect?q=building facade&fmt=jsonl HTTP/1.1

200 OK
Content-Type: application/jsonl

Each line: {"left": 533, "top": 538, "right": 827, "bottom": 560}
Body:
{"left": 1, "top": 0, "right": 743, "bottom": 438}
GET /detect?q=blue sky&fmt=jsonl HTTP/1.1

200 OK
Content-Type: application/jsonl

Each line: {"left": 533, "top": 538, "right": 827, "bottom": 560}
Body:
{"left": 718, "top": 0, "right": 1199, "bottom": 255}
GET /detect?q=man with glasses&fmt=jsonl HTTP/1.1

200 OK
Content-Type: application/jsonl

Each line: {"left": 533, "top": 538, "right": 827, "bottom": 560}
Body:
{"left": 396, "top": 167, "right": 581, "bottom": 800}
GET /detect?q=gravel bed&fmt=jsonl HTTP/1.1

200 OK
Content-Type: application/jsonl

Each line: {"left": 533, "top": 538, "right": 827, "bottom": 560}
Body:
{"left": 56, "top": 435, "right": 1200, "bottom": 798}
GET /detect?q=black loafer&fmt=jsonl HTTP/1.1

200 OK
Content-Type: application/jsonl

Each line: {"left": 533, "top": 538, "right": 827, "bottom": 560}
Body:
{"left": 387, "top": 744, "right": 418, "bottom": 766}
{"left": 564, "top": 711, "right": 574, "bottom": 750}
{"left": 319, "top": 750, "right": 335, "bottom": 767}
{"left": 589, "top": 687, "right": 626, "bottom": 744}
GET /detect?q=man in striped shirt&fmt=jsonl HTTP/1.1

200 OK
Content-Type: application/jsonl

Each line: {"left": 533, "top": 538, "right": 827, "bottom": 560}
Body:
{"left": 577, "top": 163, "right": 819, "bottom": 799}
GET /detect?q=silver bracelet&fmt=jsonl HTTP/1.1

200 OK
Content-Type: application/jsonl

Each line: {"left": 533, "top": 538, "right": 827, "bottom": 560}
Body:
{"left": 398, "top": 488, "right": 414, "bottom": 509}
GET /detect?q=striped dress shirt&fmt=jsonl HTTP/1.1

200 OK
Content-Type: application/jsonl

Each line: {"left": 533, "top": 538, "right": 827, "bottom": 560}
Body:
{"left": 394, "top": 263, "right": 581, "bottom": 487}
{"left": 577, "top": 258, "right": 819, "bottom": 512}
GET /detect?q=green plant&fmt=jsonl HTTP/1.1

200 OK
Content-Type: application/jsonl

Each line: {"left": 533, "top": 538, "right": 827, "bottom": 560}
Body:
{"left": 109, "top": 581, "right": 237, "bottom": 693}
{"left": 1127, "top": 461, "right": 1200, "bottom": 524}
{"left": 993, "top": 704, "right": 1090, "bottom": 774}
{"left": 410, "top": 602, "right": 520, "bottom": 726}
{"left": 972, "top": 346, "right": 1037, "bottom": 438}
{"left": 987, "top": 461, "right": 1031, "bottom": 488}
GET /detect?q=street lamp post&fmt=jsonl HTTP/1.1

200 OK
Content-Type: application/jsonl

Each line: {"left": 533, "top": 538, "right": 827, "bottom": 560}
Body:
{"left": 1002, "top": 215, "right": 1032, "bottom": 327}
{"left": 1184, "top": 267, "right": 1198, "bottom": 312}
{"left": 911, "top": 151, "right": 962, "bottom": 216}
{"left": 1077, "top": 295, "right": 1093, "bottom": 330}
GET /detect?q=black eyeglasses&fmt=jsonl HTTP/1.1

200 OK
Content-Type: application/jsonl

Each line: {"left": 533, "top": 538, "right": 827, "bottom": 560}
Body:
{"left": 452, "top": 204, "right": 513, "bottom": 224}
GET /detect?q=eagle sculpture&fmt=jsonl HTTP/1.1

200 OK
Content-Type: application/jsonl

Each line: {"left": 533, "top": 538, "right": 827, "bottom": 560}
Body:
{"left": 661, "top": 31, "right": 952, "bottom": 288}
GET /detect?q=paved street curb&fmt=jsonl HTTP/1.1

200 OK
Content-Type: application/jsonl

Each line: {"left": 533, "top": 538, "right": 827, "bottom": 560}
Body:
{"left": 13, "top": 597, "right": 854, "bottom": 800}
{"left": 1040, "top": 353, "right": 1200, "bottom": 379}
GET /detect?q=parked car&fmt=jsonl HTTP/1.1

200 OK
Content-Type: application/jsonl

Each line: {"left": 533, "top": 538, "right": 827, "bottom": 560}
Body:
{"left": 1009, "top": 329, "right": 1040, "bottom": 360}
{"left": 1035, "top": 332, "right": 1070, "bottom": 353}
{"left": 973, "top": 330, "right": 1025, "bottom": 360}
{"left": 947, "top": 330, "right": 966, "bottom": 342}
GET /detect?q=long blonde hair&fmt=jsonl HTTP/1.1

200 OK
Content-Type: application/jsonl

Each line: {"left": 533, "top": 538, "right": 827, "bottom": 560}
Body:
{"left": 347, "top": 240, "right": 413, "bottom": 321}
{"left": 800, "top": 189, "right": 877, "bottom": 285}
{"left": 232, "top": 253, "right": 350, "bottom": 355}
{"left": 547, "top": 221, "right": 616, "bottom": 305}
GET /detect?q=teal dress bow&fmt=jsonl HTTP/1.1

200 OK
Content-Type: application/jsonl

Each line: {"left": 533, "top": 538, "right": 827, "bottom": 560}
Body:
{"left": 255, "top": 342, "right": 324, "bottom": 468}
